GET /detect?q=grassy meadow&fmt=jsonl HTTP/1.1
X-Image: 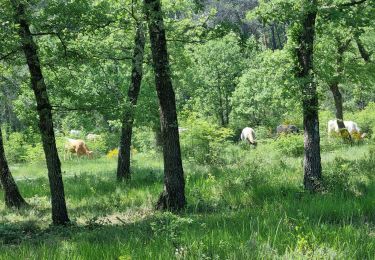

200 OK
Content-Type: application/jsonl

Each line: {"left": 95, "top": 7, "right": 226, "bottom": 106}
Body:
{"left": 1, "top": 138, "right": 375, "bottom": 259}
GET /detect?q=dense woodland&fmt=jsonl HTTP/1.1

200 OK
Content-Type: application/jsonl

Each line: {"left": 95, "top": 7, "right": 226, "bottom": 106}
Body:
{"left": 0, "top": 0, "right": 375, "bottom": 259}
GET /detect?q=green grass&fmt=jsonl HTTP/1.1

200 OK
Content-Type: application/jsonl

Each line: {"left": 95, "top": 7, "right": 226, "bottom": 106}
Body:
{"left": 1, "top": 140, "right": 375, "bottom": 259}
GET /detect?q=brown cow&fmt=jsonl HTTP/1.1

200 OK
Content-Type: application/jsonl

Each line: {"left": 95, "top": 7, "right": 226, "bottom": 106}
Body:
{"left": 64, "top": 138, "right": 93, "bottom": 160}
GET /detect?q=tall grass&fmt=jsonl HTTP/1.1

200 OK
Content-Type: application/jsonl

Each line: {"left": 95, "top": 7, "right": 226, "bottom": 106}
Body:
{"left": 0, "top": 141, "right": 374, "bottom": 259}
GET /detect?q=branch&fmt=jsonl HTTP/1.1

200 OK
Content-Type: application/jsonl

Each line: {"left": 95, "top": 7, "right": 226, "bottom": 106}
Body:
{"left": 320, "top": 0, "right": 368, "bottom": 12}
{"left": 0, "top": 49, "right": 19, "bottom": 61}
{"left": 340, "top": 0, "right": 367, "bottom": 7}
{"left": 51, "top": 104, "right": 115, "bottom": 112}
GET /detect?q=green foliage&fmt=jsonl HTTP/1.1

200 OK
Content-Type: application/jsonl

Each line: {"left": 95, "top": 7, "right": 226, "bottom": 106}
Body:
{"left": 350, "top": 102, "right": 375, "bottom": 136}
{"left": 2, "top": 132, "right": 28, "bottom": 163}
{"left": 272, "top": 134, "right": 304, "bottom": 157}
{"left": 1, "top": 141, "right": 375, "bottom": 259}
{"left": 150, "top": 212, "right": 193, "bottom": 243}
{"left": 132, "top": 126, "right": 158, "bottom": 153}
{"left": 180, "top": 112, "right": 234, "bottom": 164}
{"left": 231, "top": 49, "right": 299, "bottom": 128}
{"left": 182, "top": 32, "right": 246, "bottom": 125}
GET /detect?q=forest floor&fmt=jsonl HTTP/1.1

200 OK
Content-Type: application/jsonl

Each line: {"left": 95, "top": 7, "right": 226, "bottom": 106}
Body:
{"left": 1, "top": 140, "right": 375, "bottom": 259}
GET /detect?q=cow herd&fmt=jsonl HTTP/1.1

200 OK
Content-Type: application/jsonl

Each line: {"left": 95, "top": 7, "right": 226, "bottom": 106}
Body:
{"left": 63, "top": 119, "right": 367, "bottom": 160}
{"left": 241, "top": 119, "right": 367, "bottom": 147}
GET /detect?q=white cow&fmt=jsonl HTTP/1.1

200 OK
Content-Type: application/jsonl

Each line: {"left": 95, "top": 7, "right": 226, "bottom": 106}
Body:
{"left": 86, "top": 133, "right": 101, "bottom": 141}
{"left": 69, "top": 129, "right": 82, "bottom": 137}
{"left": 240, "top": 127, "right": 257, "bottom": 146}
{"left": 327, "top": 119, "right": 366, "bottom": 138}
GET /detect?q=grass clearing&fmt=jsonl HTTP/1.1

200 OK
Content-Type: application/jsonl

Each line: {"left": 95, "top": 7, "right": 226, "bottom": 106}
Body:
{"left": 1, "top": 140, "right": 375, "bottom": 259}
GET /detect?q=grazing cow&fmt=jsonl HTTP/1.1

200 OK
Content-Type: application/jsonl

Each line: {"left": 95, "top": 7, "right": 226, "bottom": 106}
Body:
{"left": 327, "top": 119, "right": 366, "bottom": 138}
{"left": 240, "top": 127, "right": 257, "bottom": 146}
{"left": 69, "top": 129, "right": 82, "bottom": 137}
{"left": 86, "top": 133, "right": 101, "bottom": 141}
{"left": 276, "top": 124, "right": 300, "bottom": 135}
{"left": 64, "top": 138, "right": 93, "bottom": 160}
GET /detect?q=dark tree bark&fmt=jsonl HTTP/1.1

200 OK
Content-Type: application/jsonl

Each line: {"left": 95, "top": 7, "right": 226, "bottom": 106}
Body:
{"left": 117, "top": 23, "right": 146, "bottom": 182}
{"left": 275, "top": 24, "right": 284, "bottom": 49}
{"left": 329, "top": 83, "right": 344, "bottom": 123}
{"left": 355, "top": 36, "right": 371, "bottom": 62}
{"left": 270, "top": 24, "right": 277, "bottom": 50}
{"left": 329, "top": 38, "right": 351, "bottom": 139}
{"left": 11, "top": 0, "right": 69, "bottom": 225}
{"left": 144, "top": 0, "right": 186, "bottom": 210}
{"left": 0, "top": 125, "right": 27, "bottom": 208}
{"left": 295, "top": 1, "right": 322, "bottom": 192}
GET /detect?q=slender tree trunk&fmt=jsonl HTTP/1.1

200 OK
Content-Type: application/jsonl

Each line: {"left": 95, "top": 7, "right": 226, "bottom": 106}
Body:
{"left": 117, "top": 23, "right": 146, "bottom": 182}
{"left": 276, "top": 24, "right": 284, "bottom": 49}
{"left": 329, "top": 83, "right": 344, "bottom": 122}
{"left": 355, "top": 36, "right": 371, "bottom": 62}
{"left": 11, "top": 0, "right": 69, "bottom": 225}
{"left": 270, "top": 24, "right": 277, "bottom": 50}
{"left": 144, "top": 0, "right": 186, "bottom": 210}
{"left": 329, "top": 38, "right": 351, "bottom": 139}
{"left": 295, "top": 1, "right": 322, "bottom": 192}
{"left": 0, "top": 125, "right": 27, "bottom": 208}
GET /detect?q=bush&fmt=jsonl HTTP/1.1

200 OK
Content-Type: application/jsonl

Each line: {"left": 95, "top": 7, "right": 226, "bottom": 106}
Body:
{"left": 132, "top": 126, "right": 157, "bottom": 152}
{"left": 350, "top": 102, "right": 375, "bottom": 137}
{"left": 86, "top": 137, "right": 107, "bottom": 155}
{"left": 107, "top": 148, "right": 119, "bottom": 159}
{"left": 24, "top": 143, "right": 45, "bottom": 162}
{"left": 272, "top": 134, "right": 304, "bottom": 157}
{"left": 180, "top": 112, "right": 234, "bottom": 164}
{"left": 3, "top": 132, "right": 27, "bottom": 163}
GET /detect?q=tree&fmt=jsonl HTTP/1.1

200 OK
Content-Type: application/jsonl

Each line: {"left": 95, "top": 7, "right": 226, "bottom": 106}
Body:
{"left": 186, "top": 33, "right": 245, "bottom": 126}
{"left": 231, "top": 48, "right": 298, "bottom": 128}
{"left": 117, "top": 22, "right": 146, "bottom": 181}
{"left": 0, "top": 124, "right": 27, "bottom": 208}
{"left": 10, "top": 0, "right": 69, "bottom": 225}
{"left": 144, "top": 0, "right": 186, "bottom": 210}
{"left": 293, "top": 0, "right": 322, "bottom": 191}
{"left": 328, "top": 36, "right": 352, "bottom": 138}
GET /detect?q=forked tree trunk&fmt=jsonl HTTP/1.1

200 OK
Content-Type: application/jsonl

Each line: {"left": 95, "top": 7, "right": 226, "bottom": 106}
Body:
{"left": 0, "top": 125, "right": 27, "bottom": 208}
{"left": 117, "top": 23, "right": 146, "bottom": 182}
{"left": 11, "top": 0, "right": 69, "bottom": 225}
{"left": 144, "top": 0, "right": 186, "bottom": 210}
{"left": 295, "top": 1, "right": 322, "bottom": 192}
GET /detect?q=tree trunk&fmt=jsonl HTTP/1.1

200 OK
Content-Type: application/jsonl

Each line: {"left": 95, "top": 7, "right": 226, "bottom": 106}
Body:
{"left": 355, "top": 36, "right": 370, "bottom": 62}
{"left": 329, "top": 38, "right": 351, "bottom": 140}
{"left": 144, "top": 0, "right": 186, "bottom": 210}
{"left": 117, "top": 23, "right": 146, "bottom": 182}
{"left": 329, "top": 83, "right": 344, "bottom": 122}
{"left": 0, "top": 125, "right": 27, "bottom": 208}
{"left": 11, "top": 0, "right": 69, "bottom": 225}
{"left": 295, "top": 1, "right": 322, "bottom": 192}
{"left": 270, "top": 24, "right": 277, "bottom": 50}
{"left": 276, "top": 24, "right": 284, "bottom": 49}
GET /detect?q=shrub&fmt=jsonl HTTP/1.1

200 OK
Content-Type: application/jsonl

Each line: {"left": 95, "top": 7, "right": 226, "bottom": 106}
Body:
{"left": 272, "top": 134, "right": 304, "bottom": 157}
{"left": 86, "top": 137, "right": 107, "bottom": 155}
{"left": 24, "top": 143, "right": 45, "bottom": 162}
{"left": 107, "top": 148, "right": 119, "bottom": 159}
{"left": 3, "top": 132, "right": 28, "bottom": 163}
{"left": 180, "top": 112, "right": 234, "bottom": 164}
{"left": 132, "top": 126, "right": 157, "bottom": 152}
{"left": 350, "top": 102, "right": 375, "bottom": 137}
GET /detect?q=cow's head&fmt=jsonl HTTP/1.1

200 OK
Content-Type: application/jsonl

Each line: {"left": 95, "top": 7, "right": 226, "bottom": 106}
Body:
{"left": 87, "top": 150, "right": 94, "bottom": 159}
